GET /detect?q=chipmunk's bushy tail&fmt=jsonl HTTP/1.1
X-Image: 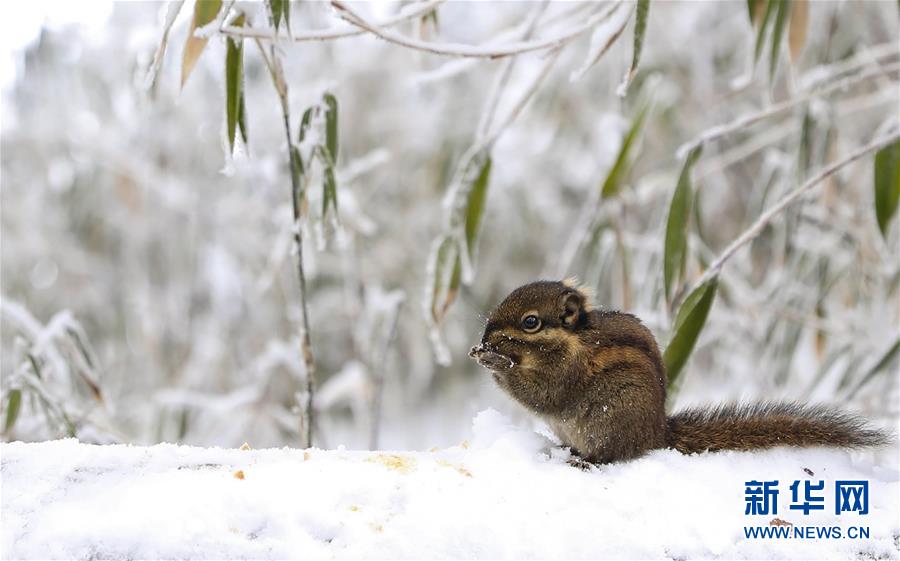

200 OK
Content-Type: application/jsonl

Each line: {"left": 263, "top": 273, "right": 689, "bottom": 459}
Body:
{"left": 666, "top": 402, "right": 890, "bottom": 454}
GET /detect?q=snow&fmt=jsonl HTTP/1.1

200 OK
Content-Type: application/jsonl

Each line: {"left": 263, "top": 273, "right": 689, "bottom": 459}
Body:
{"left": 2, "top": 409, "right": 898, "bottom": 560}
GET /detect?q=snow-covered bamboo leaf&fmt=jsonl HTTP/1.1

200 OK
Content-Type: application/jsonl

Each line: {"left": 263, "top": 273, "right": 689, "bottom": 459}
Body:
{"left": 663, "top": 275, "right": 718, "bottom": 387}
{"left": 663, "top": 144, "right": 703, "bottom": 302}
{"left": 225, "top": 14, "right": 245, "bottom": 153}
{"left": 753, "top": 0, "right": 775, "bottom": 65}
{"left": 874, "top": 140, "right": 900, "bottom": 239}
{"left": 181, "top": 0, "right": 222, "bottom": 87}
{"left": 323, "top": 93, "right": 339, "bottom": 164}
{"left": 282, "top": 0, "right": 291, "bottom": 33}
{"left": 600, "top": 100, "right": 650, "bottom": 199}
{"left": 570, "top": 4, "right": 633, "bottom": 81}
{"left": 768, "top": 0, "right": 790, "bottom": 81}
{"left": 4, "top": 389, "right": 22, "bottom": 434}
{"left": 463, "top": 156, "right": 492, "bottom": 256}
{"left": 429, "top": 236, "right": 461, "bottom": 324}
{"left": 618, "top": 0, "right": 650, "bottom": 96}
{"left": 788, "top": 0, "right": 808, "bottom": 62}
{"left": 848, "top": 336, "right": 900, "bottom": 398}
{"left": 145, "top": 0, "right": 185, "bottom": 94}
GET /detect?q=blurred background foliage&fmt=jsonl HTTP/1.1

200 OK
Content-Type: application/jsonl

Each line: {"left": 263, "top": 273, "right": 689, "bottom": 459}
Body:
{"left": 1, "top": 1, "right": 897, "bottom": 453}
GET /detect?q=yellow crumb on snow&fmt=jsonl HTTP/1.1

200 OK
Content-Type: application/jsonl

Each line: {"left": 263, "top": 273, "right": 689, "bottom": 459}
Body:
{"left": 239, "top": 442, "right": 251, "bottom": 451}
{"left": 350, "top": 505, "right": 360, "bottom": 512}
{"left": 303, "top": 451, "right": 311, "bottom": 461}
{"left": 367, "top": 454, "right": 417, "bottom": 474}
{"left": 459, "top": 440, "right": 469, "bottom": 449}
{"left": 437, "top": 460, "right": 473, "bottom": 478}
{"left": 233, "top": 470, "right": 245, "bottom": 480}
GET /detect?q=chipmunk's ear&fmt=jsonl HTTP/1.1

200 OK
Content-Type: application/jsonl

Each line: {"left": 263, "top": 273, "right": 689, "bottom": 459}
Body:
{"left": 559, "top": 288, "right": 586, "bottom": 328}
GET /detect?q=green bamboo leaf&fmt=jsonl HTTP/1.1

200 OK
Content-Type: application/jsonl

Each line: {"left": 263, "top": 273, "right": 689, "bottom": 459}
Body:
{"left": 874, "top": 140, "right": 900, "bottom": 238}
{"left": 323, "top": 93, "right": 339, "bottom": 163}
{"left": 625, "top": 0, "right": 650, "bottom": 87}
{"left": 798, "top": 108, "right": 814, "bottom": 178}
{"left": 753, "top": 0, "right": 775, "bottom": 65}
{"left": 601, "top": 100, "right": 650, "bottom": 199}
{"left": 664, "top": 276, "right": 718, "bottom": 387}
{"left": 747, "top": 0, "right": 759, "bottom": 23}
{"left": 225, "top": 15, "right": 245, "bottom": 153}
{"left": 464, "top": 155, "right": 492, "bottom": 255}
{"left": 269, "top": 0, "right": 283, "bottom": 31}
{"left": 181, "top": 0, "right": 223, "bottom": 87}
{"left": 238, "top": 90, "right": 248, "bottom": 145}
{"left": 4, "top": 389, "right": 22, "bottom": 434}
{"left": 289, "top": 145, "right": 305, "bottom": 210}
{"left": 283, "top": 0, "right": 291, "bottom": 32}
{"left": 298, "top": 107, "right": 313, "bottom": 144}
{"left": 663, "top": 144, "right": 703, "bottom": 302}
{"left": 322, "top": 153, "right": 338, "bottom": 218}
{"left": 769, "top": 0, "right": 791, "bottom": 82}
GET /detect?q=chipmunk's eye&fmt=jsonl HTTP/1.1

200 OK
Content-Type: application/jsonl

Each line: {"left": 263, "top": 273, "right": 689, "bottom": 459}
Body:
{"left": 521, "top": 314, "right": 541, "bottom": 333}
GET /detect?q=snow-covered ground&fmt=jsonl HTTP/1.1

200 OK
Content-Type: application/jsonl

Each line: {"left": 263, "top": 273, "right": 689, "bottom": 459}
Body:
{"left": 2, "top": 410, "right": 898, "bottom": 560}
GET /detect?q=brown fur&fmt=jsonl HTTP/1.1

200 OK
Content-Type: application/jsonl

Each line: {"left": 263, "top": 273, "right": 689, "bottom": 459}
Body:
{"left": 470, "top": 281, "right": 890, "bottom": 464}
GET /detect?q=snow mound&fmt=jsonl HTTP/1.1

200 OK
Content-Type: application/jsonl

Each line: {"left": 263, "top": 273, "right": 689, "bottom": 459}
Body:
{"left": 2, "top": 409, "right": 898, "bottom": 559}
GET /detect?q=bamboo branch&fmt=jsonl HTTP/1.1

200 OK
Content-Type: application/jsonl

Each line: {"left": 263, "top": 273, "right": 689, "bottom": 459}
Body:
{"left": 220, "top": 0, "right": 446, "bottom": 42}
{"left": 695, "top": 130, "right": 900, "bottom": 288}
{"left": 253, "top": 39, "right": 317, "bottom": 449}
{"left": 331, "top": 0, "right": 616, "bottom": 59}
{"left": 678, "top": 58, "right": 900, "bottom": 157}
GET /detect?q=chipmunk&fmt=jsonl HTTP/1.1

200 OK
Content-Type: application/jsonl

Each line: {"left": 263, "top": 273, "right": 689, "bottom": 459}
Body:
{"left": 469, "top": 280, "right": 889, "bottom": 464}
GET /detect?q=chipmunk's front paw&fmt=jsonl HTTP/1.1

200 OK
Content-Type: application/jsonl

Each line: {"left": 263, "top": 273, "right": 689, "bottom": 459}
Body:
{"left": 566, "top": 456, "right": 597, "bottom": 471}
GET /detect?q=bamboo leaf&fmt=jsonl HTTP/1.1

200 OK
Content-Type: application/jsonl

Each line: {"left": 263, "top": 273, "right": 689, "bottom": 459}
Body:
{"left": 663, "top": 144, "right": 703, "bottom": 302}
{"left": 181, "top": 0, "right": 223, "bottom": 87}
{"left": 289, "top": 145, "right": 305, "bottom": 209}
{"left": 788, "top": 0, "right": 808, "bottom": 62}
{"left": 753, "top": 0, "right": 775, "bottom": 64}
{"left": 874, "top": 140, "right": 900, "bottom": 238}
{"left": 664, "top": 276, "right": 718, "bottom": 387}
{"left": 747, "top": 0, "right": 759, "bottom": 24}
{"left": 429, "top": 236, "right": 461, "bottom": 324}
{"left": 298, "top": 107, "right": 313, "bottom": 144}
{"left": 225, "top": 15, "right": 245, "bottom": 153}
{"left": 4, "top": 389, "right": 22, "bottom": 434}
{"left": 601, "top": 100, "right": 650, "bottom": 198}
{"left": 848, "top": 336, "right": 900, "bottom": 398}
{"left": 464, "top": 156, "right": 492, "bottom": 256}
{"left": 769, "top": 0, "right": 790, "bottom": 82}
{"left": 283, "top": 0, "right": 291, "bottom": 33}
{"left": 323, "top": 93, "right": 339, "bottom": 163}
{"left": 269, "top": 0, "right": 283, "bottom": 31}
{"left": 321, "top": 149, "right": 338, "bottom": 218}
{"left": 238, "top": 89, "right": 248, "bottom": 145}
{"left": 145, "top": 0, "right": 185, "bottom": 95}
{"left": 619, "top": 0, "right": 650, "bottom": 95}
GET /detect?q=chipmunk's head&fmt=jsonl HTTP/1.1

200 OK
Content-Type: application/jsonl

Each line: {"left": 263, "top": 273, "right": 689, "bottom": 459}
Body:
{"left": 469, "top": 280, "right": 593, "bottom": 413}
